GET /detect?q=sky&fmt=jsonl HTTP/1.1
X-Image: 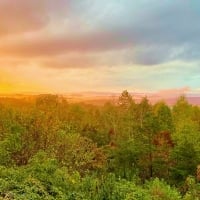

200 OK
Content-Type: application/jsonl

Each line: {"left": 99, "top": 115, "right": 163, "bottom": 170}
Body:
{"left": 0, "top": 0, "right": 200, "bottom": 95}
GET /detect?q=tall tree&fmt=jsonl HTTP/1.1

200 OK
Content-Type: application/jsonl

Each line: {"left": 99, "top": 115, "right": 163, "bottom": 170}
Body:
{"left": 153, "top": 101, "right": 174, "bottom": 133}
{"left": 135, "top": 97, "right": 158, "bottom": 179}
{"left": 118, "top": 90, "right": 134, "bottom": 110}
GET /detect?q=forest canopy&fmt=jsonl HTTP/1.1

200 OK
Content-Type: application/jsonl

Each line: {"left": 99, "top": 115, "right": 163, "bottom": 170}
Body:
{"left": 0, "top": 91, "right": 200, "bottom": 200}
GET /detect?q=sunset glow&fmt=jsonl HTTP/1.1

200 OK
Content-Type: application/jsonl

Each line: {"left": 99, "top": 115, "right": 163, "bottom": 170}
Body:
{"left": 0, "top": 0, "right": 199, "bottom": 95}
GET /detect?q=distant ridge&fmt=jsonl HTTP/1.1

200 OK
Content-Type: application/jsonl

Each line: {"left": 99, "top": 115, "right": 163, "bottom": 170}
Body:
{"left": 1, "top": 92, "right": 200, "bottom": 106}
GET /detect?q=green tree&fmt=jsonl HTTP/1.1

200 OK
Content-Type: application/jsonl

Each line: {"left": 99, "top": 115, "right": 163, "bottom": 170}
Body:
{"left": 154, "top": 101, "right": 174, "bottom": 132}
{"left": 118, "top": 90, "right": 134, "bottom": 110}
{"left": 135, "top": 97, "right": 158, "bottom": 179}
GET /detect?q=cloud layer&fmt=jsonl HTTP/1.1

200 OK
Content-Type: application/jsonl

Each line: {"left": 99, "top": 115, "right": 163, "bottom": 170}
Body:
{"left": 0, "top": 0, "right": 199, "bottom": 93}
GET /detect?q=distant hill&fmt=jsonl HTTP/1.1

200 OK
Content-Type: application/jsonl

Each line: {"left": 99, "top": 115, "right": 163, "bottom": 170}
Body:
{"left": 0, "top": 92, "right": 200, "bottom": 106}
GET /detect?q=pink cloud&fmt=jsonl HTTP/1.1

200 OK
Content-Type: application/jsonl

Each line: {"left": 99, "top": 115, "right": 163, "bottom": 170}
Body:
{"left": 0, "top": 0, "right": 52, "bottom": 36}
{"left": 157, "top": 87, "right": 190, "bottom": 98}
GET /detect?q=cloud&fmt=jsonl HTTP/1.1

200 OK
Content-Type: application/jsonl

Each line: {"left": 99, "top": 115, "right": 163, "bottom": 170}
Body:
{"left": 0, "top": 0, "right": 200, "bottom": 68}
{"left": 0, "top": 30, "right": 132, "bottom": 57}
{"left": 0, "top": 0, "right": 49, "bottom": 36}
{"left": 157, "top": 87, "right": 191, "bottom": 98}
